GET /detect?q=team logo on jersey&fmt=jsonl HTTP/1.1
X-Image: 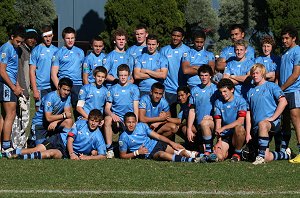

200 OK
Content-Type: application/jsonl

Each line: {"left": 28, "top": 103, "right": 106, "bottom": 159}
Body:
{"left": 114, "top": 59, "right": 118, "bottom": 62}
{"left": 78, "top": 131, "right": 82, "bottom": 135}
{"left": 47, "top": 102, "right": 51, "bottom": 107}
{"left": 79, "top": 89, "right": 84, "bottom": 95}
{"left": 40, "top": 53, "right": 45, "bottom": 56}
{"left": 141, "top": 102, "right": 146, "bottom": 108}
{"left": 52, "top": 56, "right": 56, "bottom": 61}
{"left": 83, "top": 63, "right": 88, "bottom": 68}
{"left": 1, "top": 53, "right": 6, "bottom": 59}
{"left": 183, "top": 52, "right": 188, "bottom": 57}
{"left": 103, "top": 59, "right": 106, "bottom": 64}
{"left": 119, "top": 141, "right": 123, "bottom": 146}
{"left": 107, "top": 91, "right": 111, "bottom": 97}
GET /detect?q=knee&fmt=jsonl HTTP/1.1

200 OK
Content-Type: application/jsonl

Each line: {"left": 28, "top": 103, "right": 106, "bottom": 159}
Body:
{"left": 63, "top": 118, "right": 73, "bottom": 128}
{"left": 104, "top": 116, "right": 112, "bottom": 126}
{"left": 169, "top": 123, "right": 178, "bottom": 133}
{"left": 258, "top": 121, "right": 270, "bottom": 133}
{"left": 234, "top": 125, "right": 245, "bottom": 136}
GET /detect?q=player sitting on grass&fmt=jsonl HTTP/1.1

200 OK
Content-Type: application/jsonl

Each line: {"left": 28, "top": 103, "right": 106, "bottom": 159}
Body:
{"left": 77, "top": 66, "right": 108, "bottom": 120}
{"left": 26, "top": 77, "right": 73, "bottom": 148}
{"left": 10, "top": 109, "right": 106, "bottom": 160}
{"left": 119, "top": 112, "right": 198, "bottom": 162}
{"left": 139, "top": 82, "right": 177, "bottom": 138}
{"left": 213, "top": 78, "right": 248, "bottom": 162}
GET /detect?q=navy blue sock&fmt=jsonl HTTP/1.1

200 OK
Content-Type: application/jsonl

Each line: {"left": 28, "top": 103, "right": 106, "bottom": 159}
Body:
{"left": 274, "top": 133, "right": 282, "bottom": 152}
{"left": 203, "top": 135, "right": 212, "bottom": 153}
{"left": 297, "top": 144, "right": 300, "bottom": 154}
{"left": 172, "top": 154, "right": 193, "bottom": 162}
{"left": 258, "top": 136, "right": 269, "bottom": 158}
{"left": 281, "top": 130, "right": 291, "bottom": 152}
{"left": 2, "top": 141, "right": 11, "bottom": 150}
{"left": 271, "top": 151, "right": 288, "bottom": 160}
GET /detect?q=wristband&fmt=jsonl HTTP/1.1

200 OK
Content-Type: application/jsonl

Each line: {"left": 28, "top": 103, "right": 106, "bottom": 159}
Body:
{"left": 62, "top": 112, "right": 66, "bottom": 119}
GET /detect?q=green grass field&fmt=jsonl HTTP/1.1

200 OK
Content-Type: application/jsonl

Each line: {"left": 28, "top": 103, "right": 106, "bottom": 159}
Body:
{"left": 1, "top": 94, "right": 299, "bottom": 198}
{"left": 0, "top": 158, "right": 300, "bottom": 198}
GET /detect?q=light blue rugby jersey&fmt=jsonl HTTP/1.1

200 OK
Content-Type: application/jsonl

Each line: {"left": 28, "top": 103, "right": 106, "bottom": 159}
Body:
{"left": 78, "top": 83, "right": 108, "bottom": 115}
{"left": 32, "top": 90, "right": 71, "bottom": 126}
{"left": 82, "top": 52, "right": 106, "bottom": 83}
{"left": 247, "top": 81, "right": 284, "bottom": 127}
{"left": 119, "top": 122, "right": 157, "bottom": 158}
{"left": 255, "top": 55, "right": 280, "bottom": 73}
{"left": 61, "top": 119, "right": 106, "bottom": 155}
{"left": 102, "top": 50, "right": 134, "bottom": 86}
{"left": 278, "top": 45, "right": 300, "bottom": 93}
{"left": 214, "top": 96, "right": 248, "bottom": 126}
{"left": 182, "top": 48, "right": 215, "bottom": 87}
{"left": 224, "top": 58, "right": 254, "bottom": 96}
{"left": 126, "top": 45, "right": 147, "bottom": 58}
{"left": 0, "top": 41, "right": 19, "bottom": 84}
{"left": 107, "top": 83, "right": 140, "bottom": 119}
{"left": 160, "top": 44, "right": 190, "bottom": 94}
{"left": 220, "top": 45, "right": 255, "bottom": 62}
{"left": 52, "top": 46, "right": 84, "bottom": 85}
{"left": 135, "top": 52, "right": 168, "bottom": 92}
{"left": 30, "top": 44, "right": 58, "bottom": 90}
{"left": 189, "top": 83, "right": 218, "bottom": 125}
{"left": 139, "top": 94, "right": 169, "bottom": 118}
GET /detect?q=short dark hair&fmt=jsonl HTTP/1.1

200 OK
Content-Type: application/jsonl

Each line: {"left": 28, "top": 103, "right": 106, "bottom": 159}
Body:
{"left": 146, "top": 34, "right": 158, "bottom": 43}
{"left": 88, "top": 109, "right": 103, "bottom": 121}
{"left": 171, "top": 27, "right": 185, "bottom": 37}
{"left": 90, "top": 36, "right": 104, "bottom": 45}
{"left": 62, "top": 27, "right": 76, "bottom": 38}
{"left": 217, "top": 78, "right": 235, "bottom": 90}
{"left": 230, "top": 24, "right": 245, "bottom": 33}
{"left": 41, "top": 25, "right": 53, "bottom": 33}
{"left": 281, "top": 25, "right": 298, "bottom": 42}
{"left": 10, "top": 24, "right": 26, "bottom": 38}
{"left": 198, "top": 65, "right": 214, "bottom": 76}
{"left": 151, "top": 82, "right": 165, "bottom": 91}
{"left": 25, "top": 29, "right": 39, "bottom": 40}
{"left": 192, "top": 30, "right": 206, "bottom": 41}
{"left": 135, "top": 24, "right": 148, "bottom": 32}
{"left": 117, "top": 64, "right": 130, "bottom": 75}
{"left": 124, "top": 112, "right": 137, "bottom": 122}
{"left": 58, "top": 77, "right": 73, "bottom": 88}
{"left": 93, "top": 66, "right": 107, "bottom": 77}
{"left": 177, "top": 86, "right": 190, "bottom": 94}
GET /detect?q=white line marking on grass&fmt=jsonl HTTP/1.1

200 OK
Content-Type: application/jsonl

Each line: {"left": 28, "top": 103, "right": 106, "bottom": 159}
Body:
{"left": 0, "top": 190, "right": 300, "bottom": 196}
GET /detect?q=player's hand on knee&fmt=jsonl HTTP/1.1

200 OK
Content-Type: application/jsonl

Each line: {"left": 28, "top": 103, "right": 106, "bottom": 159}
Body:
{"left": 203, "top": 115, "right": 213, "bottom": 120}
{"left": 48, "top": 121, "right": 58, "bottom": 131}
{"left": 215, "top": 128, "right": 223, "bottom": 137}
{"left": 150, "top": 122, "right": 160, "bottom": 130}
{"left": 246, "top": 133, "right": 252, "bottom": 143}
{"left": 159, "top": 111, "right": 168, "bottom": 120}
{"left": 111, "top": 114, "right": 120, "bottom": 122}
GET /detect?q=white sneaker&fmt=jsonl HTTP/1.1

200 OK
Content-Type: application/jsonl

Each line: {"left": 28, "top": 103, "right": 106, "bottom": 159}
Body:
{"left": 252, "top": 156, "right": 265, "bottom": 165}
{"left": 106, "top": 150, "right": 114, "bottom": 159}
{"left": 285, "top": 148, "right": 292, "bottom": 159}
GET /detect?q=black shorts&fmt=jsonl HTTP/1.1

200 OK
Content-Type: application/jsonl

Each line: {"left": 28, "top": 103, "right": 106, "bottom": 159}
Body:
{"left": 71, "top": 85, "right": 81, "bottom": 107}
{"left": 0, "top": 81, "right": 17, "bottom": 102}
{"left": 148, "top": 141, "right": 168, "bottom": 159}
{"left": 42, "top": 133, "right": 68, "bottom": 158}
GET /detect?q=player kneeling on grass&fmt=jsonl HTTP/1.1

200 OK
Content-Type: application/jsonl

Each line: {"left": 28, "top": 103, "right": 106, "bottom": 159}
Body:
{"left": 119, "top": 112, "right": 198, "bottom": 162}
{"left": 213, "top": 78, "right": 248, "bottom": 162}
{"left": 11, "top": 109, "right": 106, "bottom": 160}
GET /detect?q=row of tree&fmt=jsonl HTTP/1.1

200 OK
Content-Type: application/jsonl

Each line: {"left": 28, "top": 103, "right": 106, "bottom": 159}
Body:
{"left": 1, "top": 0, "right": 300, "bottom": 54}
{"left": 101, "top": 0, "right": 300, "bottom": 54}
{"left": 0, "top": 0, "right": 56, "bottom": 44}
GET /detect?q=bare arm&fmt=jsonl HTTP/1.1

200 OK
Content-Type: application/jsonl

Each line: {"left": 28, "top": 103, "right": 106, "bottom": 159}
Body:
{"left": 67, "top": 137, "right": 79, "bottom": 160}
{"left": 138, "top": 108, "right": 167, "bottom": 123}
{"left": 266, "top": 71, "right": 275, "bottom": 82}
{"left": 44, "top": 106, "right": 72, "bottom": 123}
{"left": 144, "top": 68, "right": 168, "bottom": 80}
{"left": 51, "top": 65, "right": 59, "bottom": 89}
{"left": 149, "top": 131, "right": 184, "bottom": 150}
{"left": 181, "top": 61, "right": 199, "bottom": 75}
{"left": 29, "top": 65, "right": 40, "bottom": 100}
{"left": 0, "top": 62, "right": 23, "bottom": 95}
{"left": 187, "top": 108, "right": 196, "bottom": 142}
{"left": 280, "top": 66, "right": 300, "bottom": 91}
{"left": 216, "top": 58, "right": 226, "bottom": 71}
{"left": 266, "top": 96, "right": 287, "bottom": 122}
{"left": 82, "top": 73, "right": 89, "bottom": 85}
{"left": 133, "top": 67, "right": 150, "bottom": 80}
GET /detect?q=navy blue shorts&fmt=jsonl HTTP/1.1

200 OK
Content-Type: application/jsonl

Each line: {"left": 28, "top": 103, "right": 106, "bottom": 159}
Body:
{"left": 148, "top": 141, "right": 168, "bottom": 159}
{"left": 43, "top": 133, "right": 68, "bottom": 158}
{"left": 71, "top": 85, "right": 81, "bottom": 107}
{"left": 0, "top": 81, "right": 17, "bottom": 102}
{"left": 285, "top": 90, "right": 300, "bottom": 109}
